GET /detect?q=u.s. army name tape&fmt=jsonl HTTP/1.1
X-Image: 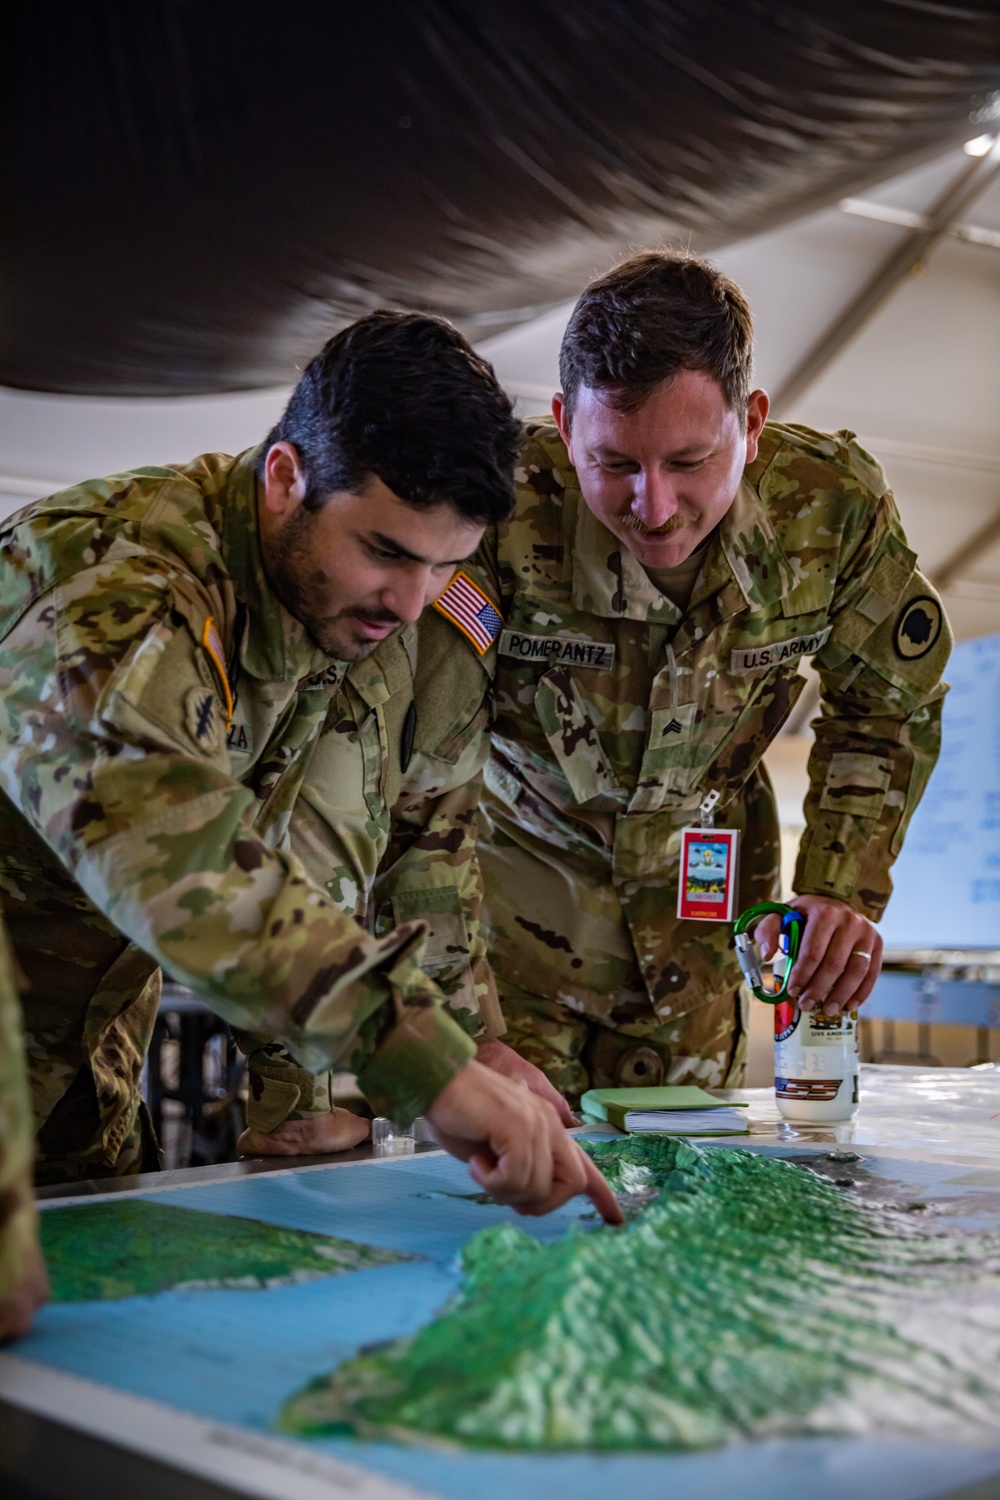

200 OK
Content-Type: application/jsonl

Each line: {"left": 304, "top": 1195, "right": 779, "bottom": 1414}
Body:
{"left": 730, "top": 627, "right": 831, "bottom": 674}
{"left": 498, "top": 629, "right": 616, "bottom": 669}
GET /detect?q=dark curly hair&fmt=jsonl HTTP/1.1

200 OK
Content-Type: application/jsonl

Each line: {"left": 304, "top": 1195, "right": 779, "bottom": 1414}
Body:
{"left": 559, "top": 250, "right": 754, "bottom": 420}
{"left": 259, "top": 311, "right": 519, "bottom": 523}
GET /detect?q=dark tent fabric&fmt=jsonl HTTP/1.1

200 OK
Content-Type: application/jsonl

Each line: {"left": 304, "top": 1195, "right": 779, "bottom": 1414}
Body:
{"left": 8, "top": 1, "right": 1000, "bottom": 395}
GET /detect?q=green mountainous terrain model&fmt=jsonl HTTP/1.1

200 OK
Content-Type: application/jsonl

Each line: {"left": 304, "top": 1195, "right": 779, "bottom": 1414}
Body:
{"left": 281, "top": 1138, "right": 1000, "bottom": 1450}
{"left": 42, "top": 1198, "right": 409, "bottom": 1301}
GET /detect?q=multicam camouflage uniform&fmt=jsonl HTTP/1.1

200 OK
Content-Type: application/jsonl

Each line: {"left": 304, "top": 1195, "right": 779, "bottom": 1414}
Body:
{"left": 0, "top": 916, "right": 37, "bottom": 1300}
{"left": 243, "top": 602, "right": 501, "bottom": 1132}
{"left": 0, "top": 449, "right": 492, "bottom": 1183}
{"left": 473, "top": 420, "right": 951, "bottom": 1106}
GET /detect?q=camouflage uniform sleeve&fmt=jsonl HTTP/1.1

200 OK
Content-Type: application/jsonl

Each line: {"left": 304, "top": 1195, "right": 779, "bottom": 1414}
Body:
{"left": 374, "top": 589, "right": 503, "bottom": 1042}
{"left": 0, "top": 917, "right": 37, "bottom": 1300}
{"left": 376, "top": 769, "right": 504, "bottom": 1042}
{"left": 243, "top": 773, "right": 502, "bottom": 1133}
{"left": 241, "top": 599, "right": 503, "bottom": 1133}
{"left": 795, "top": 489, "right": 952, "bottom": 918}
{"left": 0, "top": 575, "right": 473, "bottom": 1124}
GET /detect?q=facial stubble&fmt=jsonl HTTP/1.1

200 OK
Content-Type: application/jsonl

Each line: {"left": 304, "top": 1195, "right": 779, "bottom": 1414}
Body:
{"left": 265, "top": 506, "right": 400, "bottom": 661}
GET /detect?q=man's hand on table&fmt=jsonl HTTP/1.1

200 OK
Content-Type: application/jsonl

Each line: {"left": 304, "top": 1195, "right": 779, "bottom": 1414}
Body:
{"left": 475, "top": 1038, "right": 575, "bottom": 1127}
{"left": 0, "top": 1239, "right": 49, "bottom": 1344}
{"left": 237, "top": 1107, "right": 371, "bottom": 1158}
{"left": 427, "top": 1060, "right": 623, "bottom": 1225}
{"left": 756, "top": 894, "right": 882, "bottom": 1015}
{"left": 235, "top": 1055, "right": 621, "bottom": 1227}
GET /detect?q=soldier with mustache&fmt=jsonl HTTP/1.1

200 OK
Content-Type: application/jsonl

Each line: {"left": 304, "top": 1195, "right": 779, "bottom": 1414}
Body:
{"left": 466, "top": 251, "right": 950, "bottom": 1106}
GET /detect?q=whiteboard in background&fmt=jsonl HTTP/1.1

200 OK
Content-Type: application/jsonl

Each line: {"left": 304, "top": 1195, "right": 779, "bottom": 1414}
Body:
{"left": 881, "top": 631, "right": 1000, "bottom": 950}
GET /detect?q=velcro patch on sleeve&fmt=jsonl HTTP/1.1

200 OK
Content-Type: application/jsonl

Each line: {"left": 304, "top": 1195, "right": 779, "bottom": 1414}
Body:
{"left": 856, "top": 587, "right": 894, "bottom": 626}
{"left": 432, "top": 572, "right": 503, "bottom": 655}
{"left": 869, "top": 548, "right": 914, "bottom": 604}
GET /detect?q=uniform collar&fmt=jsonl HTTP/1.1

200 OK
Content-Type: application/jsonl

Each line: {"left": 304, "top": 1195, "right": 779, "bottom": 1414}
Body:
{"left": 570, "top": 491, "right": 678, "bottom": 624}
{"left": 219, "top": 446, "right": 335, "bottom": 683}
{"left": 569, "top": 469, "right": 795, "bottom": 622}
{"left": 699, "top": 473, "right": 796, "bottom": 611}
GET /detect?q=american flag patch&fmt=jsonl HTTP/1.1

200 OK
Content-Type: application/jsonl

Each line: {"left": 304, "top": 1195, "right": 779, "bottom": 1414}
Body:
{"left": 432, "top": 571, "right": 503, "bottom": 655}
{"left": 201, "top": 615, "right": 233, "bottom": 724}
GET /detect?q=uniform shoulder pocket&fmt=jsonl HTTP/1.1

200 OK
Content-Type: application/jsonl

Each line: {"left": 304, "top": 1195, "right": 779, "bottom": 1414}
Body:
{"left": 818, "top": 750, "right": 892, "bottom": 820}
{"left": 411, "top": 606, "right": 493, "bottom": 766}
{"left": 824, "top": 570, "right": 951, "bottom": 703}
{"left": 824, "top": 528, "right": 915, "bottom": 654}
{"left": 95, "top": 610, "right": 231, "bottom": 761}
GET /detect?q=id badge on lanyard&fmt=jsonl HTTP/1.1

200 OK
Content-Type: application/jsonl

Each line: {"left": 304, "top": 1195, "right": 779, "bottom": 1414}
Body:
{"left": 677, "top": 790, "right": 740, "bottom": 922}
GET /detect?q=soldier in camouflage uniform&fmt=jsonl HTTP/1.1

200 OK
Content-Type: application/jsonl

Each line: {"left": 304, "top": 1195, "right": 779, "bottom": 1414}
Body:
{"left": 238, "top": 599, "right": 512, "bottom": 1144}
{"left": 0, "top": 311, "right": 619, "bottom": 1224}
{"left": 470, "top": 252, "right": 950, "bottom": 1107}
{"left": 0, "top": 914, "right": 48, "bottom": 1340}
{"left": 243, "top": 590, "right": 575, "bottom": 1151}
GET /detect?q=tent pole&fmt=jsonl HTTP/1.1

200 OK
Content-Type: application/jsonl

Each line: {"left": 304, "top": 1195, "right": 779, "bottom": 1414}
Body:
{"left": 770, "top": 145, "right": 1000, "bottom": 419}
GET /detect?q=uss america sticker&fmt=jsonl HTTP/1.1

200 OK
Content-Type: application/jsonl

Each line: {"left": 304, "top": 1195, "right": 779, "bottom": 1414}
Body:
{"left": 730, "top": 627, "right": 831, "bottom": 674}
{"left": 498, "top": 629, "right": 616, "bottom": 670}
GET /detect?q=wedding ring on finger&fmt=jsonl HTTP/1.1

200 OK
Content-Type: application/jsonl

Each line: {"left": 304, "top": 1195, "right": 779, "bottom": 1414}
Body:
{"left": 851, "top": 949, "right": 872, "bottom": 962}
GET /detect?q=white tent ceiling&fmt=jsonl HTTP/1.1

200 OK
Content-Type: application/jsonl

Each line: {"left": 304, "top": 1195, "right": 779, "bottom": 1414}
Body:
{"left": 3, "top": 136, "right": 998, "bottom": 653}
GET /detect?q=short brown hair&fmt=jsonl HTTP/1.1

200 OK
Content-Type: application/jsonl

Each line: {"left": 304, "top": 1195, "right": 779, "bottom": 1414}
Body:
{"left": 559, "top": 250, "right": 754, "bottom": 420}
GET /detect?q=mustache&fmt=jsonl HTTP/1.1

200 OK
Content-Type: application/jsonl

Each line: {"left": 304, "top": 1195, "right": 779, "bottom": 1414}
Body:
{"left": 621, "top": 513, "right": 686, "bottom": 536}
{"left": 351, "top": 607, "right": 403, "bottom": 626}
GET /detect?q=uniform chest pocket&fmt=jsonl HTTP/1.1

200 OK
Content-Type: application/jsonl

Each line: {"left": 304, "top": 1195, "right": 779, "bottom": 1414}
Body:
{"left": 706, "top": 664, "right": 806, "bottom": 790}
{"left": 635, "top": 665, "right": 805, "bottom": 807}
{"left": 286, "top": 704, "right": 389, "bottom": 895}
{"left": 402, "top": 702, "right": 491, "bottom": 799}
{"left": 534, "top": 665, "right": 626, "bottom": 810}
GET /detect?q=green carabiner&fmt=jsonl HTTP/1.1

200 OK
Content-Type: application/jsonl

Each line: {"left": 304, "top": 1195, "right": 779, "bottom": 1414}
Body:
{"left": 733, "top": 902, "right": 806, "bottom": 1004}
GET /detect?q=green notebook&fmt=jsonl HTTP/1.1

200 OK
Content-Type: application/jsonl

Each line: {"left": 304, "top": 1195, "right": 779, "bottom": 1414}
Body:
{"left": 580, "top": 1085, "right": 749, "bottom": 1135}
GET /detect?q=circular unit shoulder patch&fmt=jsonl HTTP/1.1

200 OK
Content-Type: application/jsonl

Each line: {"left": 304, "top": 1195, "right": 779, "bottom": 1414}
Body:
{"left": 184, "top": 684, "right": 226, "bottom": 753}
{"left": 893, "top": 595, "right": 942, "bottom": 661}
